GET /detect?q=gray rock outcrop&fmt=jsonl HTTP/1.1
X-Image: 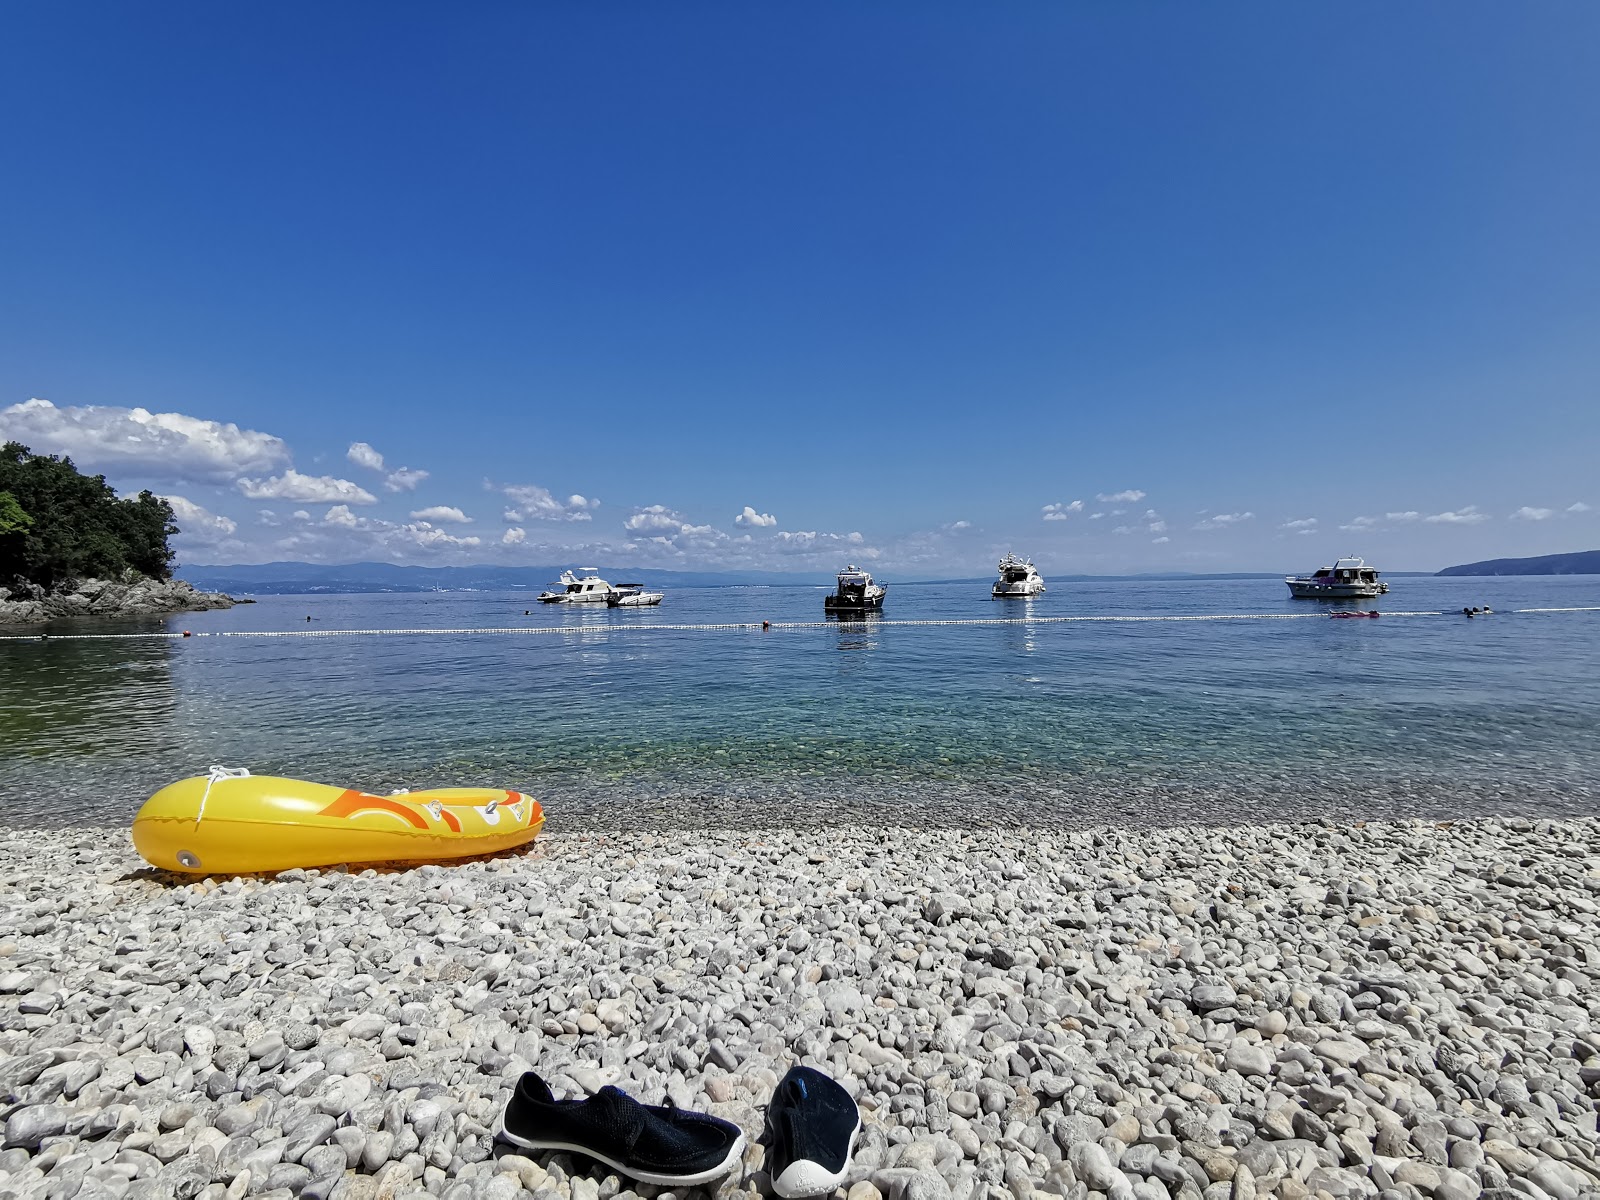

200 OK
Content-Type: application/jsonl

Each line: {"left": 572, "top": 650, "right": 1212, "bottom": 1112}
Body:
{"left": 0, "top": 575, "right": 244, "bottom": 625}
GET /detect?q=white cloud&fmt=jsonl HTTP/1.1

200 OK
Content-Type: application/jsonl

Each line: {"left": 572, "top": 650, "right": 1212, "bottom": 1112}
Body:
{"left": 2, "top": 397, "right": 289, "bottom": 482}
{"left": 772, "top": 530, "right": 871, "bottom": 556}
{"left": 1511, "top": 506, "right": 1553, "bottom": 522}
{"left": 323, "top": 504, "right": 361, "bottom": 528}
{"left": 383, "top": 467, "right": 429, "bottom": 493}
{"left": 944, "top": 520, "right": 971, "bottom": 531}
{"left": 1042, "top": 500, "right": 1084, "bottom": 521}
{"left": 1569, "top": 501, "right": 1591, "bottom": 513}
{"left": 1195, "top": 512, "right": 1254, "bottom": 530}
{"left": 499, "top": 482, "right": 598, "bottom": 522}
{"left": 161, "top": 495, "right": 237, "bottom": 544}
{"left": 1424, "top": 506, "right": 1489, "bottom": 525}
{"left": 1281, "top": 518, "right": 1318, "bottom": 530}
{"left": 346, "top": 441, "right": 428, "bottom": 492}
{"left": 625, "top": 505, "right": 686, "bottom": 533}
{"left": 410, "top": 505, "right": 471, "bottom": 524}
{"left": 347, "top": 442, "right": 385, "bottom": 471}
{"left": 397, "top": 522, "right": 481, "bottom": 550}
{"left": 236, "top": 469, "right": 377, "bottom": 505}
{"left": 736, "top": 506, "right": 778, "bottom": 527}
{"left": 1096, "top": 490, "right": 1146, "bottom": 503}
{"left": 1152, "top": 536, "right": 1170, "bottom": 544}
{"left": 1087, "top": 512, "right": 1105, "bottom": 521}
{"left": 502, "top": 527, "right": 526, "bottom": 545}
{"left": 678, "top": 523, "right": 722, "bottom": 539}
{"left": 1148, "top": 520, "right": 1167, "bottom": 533}
{"left": 1385, "top": 511, "right": 1421, "bottom": 522}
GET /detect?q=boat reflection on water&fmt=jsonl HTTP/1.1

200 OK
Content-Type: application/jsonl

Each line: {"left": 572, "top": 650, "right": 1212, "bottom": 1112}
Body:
{"left": 831, "top": 616, "right": 880, "bottom": 657}
{"left": 1001, "top": 615, "right": 1039, "bottom": 658}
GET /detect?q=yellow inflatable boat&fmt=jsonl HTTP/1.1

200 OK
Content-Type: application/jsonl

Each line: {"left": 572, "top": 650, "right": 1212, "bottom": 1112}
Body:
{"left": 132, "top": 768, "right": 544, "bottom": 874}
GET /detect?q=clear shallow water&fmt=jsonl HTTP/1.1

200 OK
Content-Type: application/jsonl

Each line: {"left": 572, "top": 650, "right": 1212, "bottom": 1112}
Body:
{"left": 2, "top": 576, "right": 1597, "bottom": 829}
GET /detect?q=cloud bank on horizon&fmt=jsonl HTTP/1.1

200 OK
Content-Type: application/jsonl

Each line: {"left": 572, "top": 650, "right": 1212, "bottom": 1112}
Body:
{"left": 2, "top": 396, "right": 1593, "bottom": 575}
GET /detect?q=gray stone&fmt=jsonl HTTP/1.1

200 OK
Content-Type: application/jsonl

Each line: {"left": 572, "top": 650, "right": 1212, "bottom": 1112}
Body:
{"left": 4, "top": 1105, "right": 70, "bottom": 1149}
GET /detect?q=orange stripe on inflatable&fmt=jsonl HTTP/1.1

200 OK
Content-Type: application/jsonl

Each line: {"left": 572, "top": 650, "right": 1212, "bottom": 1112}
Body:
{"left": 440, "top": 808, "right": 461, "bottom": 833}
{"left": 318, "top": 789, "right": 428, "bottom": 830}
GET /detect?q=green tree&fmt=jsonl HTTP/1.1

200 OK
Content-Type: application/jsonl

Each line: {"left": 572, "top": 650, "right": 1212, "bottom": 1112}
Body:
{"left": 0, "top": 491, "right": 31, "bottom": 536}
{"left": 0, "top": 442, "right": 177, "bottom": 589}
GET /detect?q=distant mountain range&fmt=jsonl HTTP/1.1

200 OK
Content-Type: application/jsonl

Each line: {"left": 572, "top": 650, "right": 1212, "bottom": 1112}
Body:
{"left": 175, "top": 560, "right": 1418, "bottom": 595}
{"left": 1436, "top": 550, "right": 1600, "bottom": 577}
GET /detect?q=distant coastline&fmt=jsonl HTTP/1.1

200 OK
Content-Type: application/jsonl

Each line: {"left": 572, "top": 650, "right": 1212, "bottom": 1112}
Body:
{"left": 1436, "top": 549, "right": 1600, "bottom": 577}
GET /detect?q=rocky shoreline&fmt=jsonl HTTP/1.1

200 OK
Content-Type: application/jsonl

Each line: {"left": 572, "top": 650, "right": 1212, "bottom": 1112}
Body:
{"left": 0, "top": 576, "right": 245, "bottom": 626}
{"left": 2, "top": 817, "right": 1598, "bottom": 1200}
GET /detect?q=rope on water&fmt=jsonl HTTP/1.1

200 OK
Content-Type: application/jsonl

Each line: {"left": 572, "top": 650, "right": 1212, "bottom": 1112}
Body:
{"left": 4, "top": 606, "right": 1597, "bottom": 642}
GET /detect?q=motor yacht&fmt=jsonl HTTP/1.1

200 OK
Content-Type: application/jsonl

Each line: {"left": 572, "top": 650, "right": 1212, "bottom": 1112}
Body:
{"left": 1285, "top": 556, "right": 1389, "bottom": 599}
{"left": 992, "top": 553, "right": 1046, "bottom": 598}
{"left": 537, "top": 568, "right": 614, "bottom": 604}
{"left": 824, "top": 565, "right": 886, "bottom": 613}
{"left": 606, "top": 583, "right": 664, "bottom": 607}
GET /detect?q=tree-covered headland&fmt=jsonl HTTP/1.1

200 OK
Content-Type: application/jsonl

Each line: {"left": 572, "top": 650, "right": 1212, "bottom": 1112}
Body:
{"left": 0, "top": 441, "right": 177, "bottom": 590}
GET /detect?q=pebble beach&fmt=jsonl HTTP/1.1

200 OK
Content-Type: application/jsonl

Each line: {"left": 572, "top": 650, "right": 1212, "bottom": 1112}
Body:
{"left": 2, "top": 817, "right": 1598, "bottom": 1200}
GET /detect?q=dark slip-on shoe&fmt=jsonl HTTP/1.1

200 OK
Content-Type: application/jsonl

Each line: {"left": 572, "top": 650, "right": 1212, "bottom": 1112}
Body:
{"left": 763, "top": 1065, "right": 861, "bottom": 1198}
{"left": 497, "top": 1071, "right": 745, "bottom": 1186}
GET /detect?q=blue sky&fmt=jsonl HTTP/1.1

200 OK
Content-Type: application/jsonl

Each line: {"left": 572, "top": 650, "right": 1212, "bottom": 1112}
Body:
{"left": 2, "top": 3, "right": 1596, "bottom": 575}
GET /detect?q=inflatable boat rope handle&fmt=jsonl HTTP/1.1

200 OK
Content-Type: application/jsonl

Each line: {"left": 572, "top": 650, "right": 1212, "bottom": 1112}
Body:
{"left": 196, "top": 765, "right": 252, "bottom": 826}
{"left": 420, "top": 797, "right": 511, "bottom": 823}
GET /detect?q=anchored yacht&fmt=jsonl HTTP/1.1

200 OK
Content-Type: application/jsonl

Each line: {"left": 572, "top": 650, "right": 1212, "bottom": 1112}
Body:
{"left": 824, "top": 565, "right": 886, "bottom": 613}
{"left": 537, "top": 568, "right": 614, "bottom": 604}
{"left": 1285, "top": 556, "right": 1389, "bottom": 600}
{"left": 992, "top": 554, "right": 1046, "bottom": 598}
{"left": 606, "top": 583, "right": 664, "bottom": 608}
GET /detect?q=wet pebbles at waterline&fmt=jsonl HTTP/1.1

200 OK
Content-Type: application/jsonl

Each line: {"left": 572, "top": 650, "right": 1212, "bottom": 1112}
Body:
{"left": 2, "top": 818, "right": 1599, "bottom": 1200}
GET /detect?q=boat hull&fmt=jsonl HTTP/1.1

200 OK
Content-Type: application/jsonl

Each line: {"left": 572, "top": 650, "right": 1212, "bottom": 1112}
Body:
{"left": 608, "top": 593, "right": 663, "bottom": 607}
{"left": 1286, "top": 581, "right": 1387, "bottom": 599}
{"left": 993, "top": 583, "right": 1045, "bottom": 597}
{"left": 132, "top": 774, "right": 544, "bottom": 874}
{"left": 824, "top": 592, "right": 885, "bottom": 612}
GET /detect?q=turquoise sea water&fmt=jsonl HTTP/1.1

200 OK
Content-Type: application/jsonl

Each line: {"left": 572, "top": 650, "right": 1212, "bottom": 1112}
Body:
{"left": 2, "top": 576, "right": 1597, "bottom": 828}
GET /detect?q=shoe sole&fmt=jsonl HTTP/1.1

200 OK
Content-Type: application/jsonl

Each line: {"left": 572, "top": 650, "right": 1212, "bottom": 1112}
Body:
{"left": 769, "top": 1116, "right": 861, "bottom": 1199}
{"left": 495, "top": 1123, "right": 747, "bottom": 1187}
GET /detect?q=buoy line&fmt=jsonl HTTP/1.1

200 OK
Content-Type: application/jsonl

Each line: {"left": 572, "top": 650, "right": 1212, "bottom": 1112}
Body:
{"left": 2, "top": 606, "right": 1596, "bottom": 642}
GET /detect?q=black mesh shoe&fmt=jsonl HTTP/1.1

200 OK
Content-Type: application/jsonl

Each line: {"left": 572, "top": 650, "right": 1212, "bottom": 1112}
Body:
{"left": 763, "top": 1065, "right": 861, "bottom": 1198}
{"left": 498, "top": 1072, "right": 746, "bottom": 1186}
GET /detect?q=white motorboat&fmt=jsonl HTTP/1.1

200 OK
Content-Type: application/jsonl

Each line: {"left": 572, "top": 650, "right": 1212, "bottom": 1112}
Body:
{"left": 606, "top": 584, "right": 664, "bottom": 608}
{"left": 992, "top": 553, "right": 1046, "bottom": 598}
{"left": 1285, "top": 556, "right": 1389, "bottom": 599}
{"left": 537, "top": 567, "right": 614, "bottom": 604}
{"left": 824, "top": 565, "right": 886, "bottom": 613}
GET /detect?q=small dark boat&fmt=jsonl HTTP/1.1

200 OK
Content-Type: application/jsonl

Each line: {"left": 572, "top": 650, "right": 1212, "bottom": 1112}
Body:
{"left": 824, "top": 565, "right": 886, "bottom": 613}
